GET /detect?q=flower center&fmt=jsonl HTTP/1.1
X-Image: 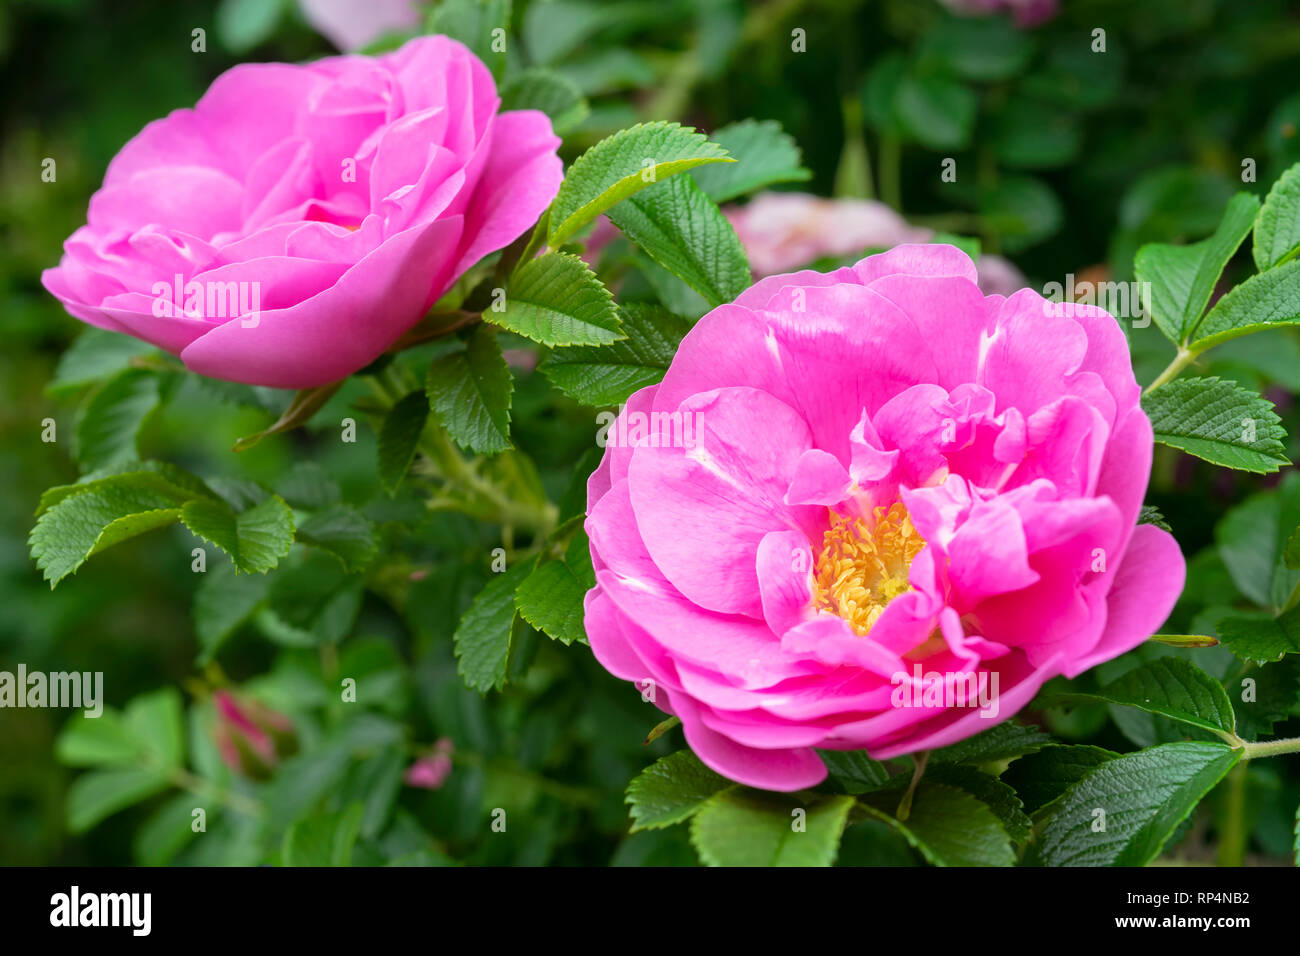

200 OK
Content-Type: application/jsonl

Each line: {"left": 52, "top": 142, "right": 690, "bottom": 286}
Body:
{"left": 812, "top": 502, "right": 925, "bottom": 636}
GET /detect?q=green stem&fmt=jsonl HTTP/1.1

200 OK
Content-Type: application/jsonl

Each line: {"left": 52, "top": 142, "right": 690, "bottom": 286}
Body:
{"left": 1239, "top": 735, "right": 1300, "bottom": 759}
{"left": 169, "top": 767, "right": 262, "bottom": 818}
{"left": 879, "top": 133, "right": 902, "bottom": 212}
{"left": 1216, "top": 761, "right": 1248, "bottom": 866}
{"left": 896, "top": 750, "right": 929, "bottom": 821}
{"left": 1143, "top": 347, "right": 1200, "bottom": 396}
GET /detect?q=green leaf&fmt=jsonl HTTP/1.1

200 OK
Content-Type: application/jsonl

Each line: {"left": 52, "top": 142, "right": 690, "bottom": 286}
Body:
{"left": 216, "top": 0, "right": 284, "bottom": 53}
{"left": 275, "top": 461, "right": 340, "bottom": 510}
{"left": 539, "top": 303, "right": 690, "bottom": 406}
{"left": 194, "top": 559, "right": 268, "bottom": 664}
{"left": 377, "top": 390, "right": 430, "bottom": 495}
{"left": 50, "top": 328, "right": 156, "bottom": 396}
{"left": 296, "top": 505, "right": 378, "bottom": 573}
{"left": 1254, "top": 162, "right": 1300, "bottom": 271}
{"left": 690, "top": 119, "right": 812, "bottom": 203}
{"left": 499, "top": 67, "right": 589, "bottom": 135}
{"left": 1142, "top": 377, "right": 1288, "bottom": 473}
{"left": 180, "top": 495, "right": 295, "bottom": 574}
{"left": 281, "top": 804, "right": 365, "bottom": 867}
{"left": 979, "top": 174, "right": 1062, "bottom": 252}
{"left": 134, "top": 793, "right": 204, "bottom": 866}
{"left": 492, "top": 252, "right": 622, "bottom": 347}
{"left": 896, "top": 68, "right": 976, "bottom": 150}
{"left": 1138, "top": 504, "right": 1173, "bottom": 532}
{"left": 999, "top": 745, "right": 1118, "bottom": 815}
{"left": 56, "top": 711, "right": 141, "bottom": 768}
{"left": 690, "top": 789, "right": 855, "bottom": 867}
{"left": 991, "top": 98, "right": 1081, "bottom": 170}
{"left": 514, "top": 532, "right": 595, "bottom": 645}
{"left": 917, "top": 15, "right": 1034, "bottom": 81}
{"left": 233, "top": 381, "right": 342, "bottom": 452}
{"left": 426, "top": 325, "right": 514, "bottom": 454}
{"left": 427, "top": 0, "right": 511, "bottom": 79}
{"left": 1033, "top": 741, "right": 1241, "bottom": 866}
{"left": 1191, "top": 258, "right": 1300, "bottom": 350}
{"left": 1062, "top": 658, "right": 1237, "bottom": 736}
{"left": 454, "top": 556, "right": 537, "bottom": 693}
{"left": 75, "top": 369, "right": 162, "bottom": 471}
{"left": 126, "top": 688, "right": 185, "bottom": 771}
{"left": 925, "top": 765, "right": 1032, "bottom": 842}
{"left": 929, "top": 722, "right": 1052, "bottom": 766}
{"left": 859, "top": 783, "right": 1016, "bottom": 866}
{"left": 30, "top": 483, "right": 189, "bottom": 587}
{"left": 547, "top": 121, "right": 733, "bottom": 247}
{"left": 1135, "top": 192, "right": 1260, "bottom": 344}
{"left": 67, "top": 767, "right": 170, "bottom": 833}
{"left": 626, "top": 750, "right": 730, "bottom": 831}
{"left": 607, "top": 174, "right": 751, "bottom": 307}
{"left": 817, "top": 750, "right": 890, "bottom": 795}
{"left": 1217, "top": 609, "right": 1300, "bottom": 662}
{"left": 1216, "top": 472, "right": 1300, "bottom": 608}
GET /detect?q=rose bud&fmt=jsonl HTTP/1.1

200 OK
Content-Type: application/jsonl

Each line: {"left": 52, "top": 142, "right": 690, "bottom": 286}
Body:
{"left": 212, "top": 690, "right": 298, "bottom": 780}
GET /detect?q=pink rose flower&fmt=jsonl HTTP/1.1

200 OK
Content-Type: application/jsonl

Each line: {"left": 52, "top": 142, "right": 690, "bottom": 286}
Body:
{"left": 403, "top": 737, "right": 454, "bottom": 790}
{"left": 299, "top": 0, "right": 421, "bottom": 52}
{"left": 938, "top": 0, "right": 1059, "bottom": 28}
{"left": 43, "top": 35, "right": 562, "bottom": 388}
{"left": 723, "top": 192, "right": 1030, "bottom": 298}
{"left": 212, "top": 690, "right": 297, "bottom": 780}
{"left": 583, "top": 244, "right": 1184, "bottom": 791}
{"left": 725, "top": 192, "right": 931, "bottom": 278}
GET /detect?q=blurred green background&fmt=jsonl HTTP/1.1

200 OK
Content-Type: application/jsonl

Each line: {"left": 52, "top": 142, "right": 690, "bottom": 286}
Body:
{"left": 3, "top": 0, "right": 1300, "bottom": 865}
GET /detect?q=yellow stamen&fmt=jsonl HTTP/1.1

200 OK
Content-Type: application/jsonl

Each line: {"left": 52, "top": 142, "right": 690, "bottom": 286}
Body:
{"left": 812, "top": 502, "right": 926, "bottom": 636}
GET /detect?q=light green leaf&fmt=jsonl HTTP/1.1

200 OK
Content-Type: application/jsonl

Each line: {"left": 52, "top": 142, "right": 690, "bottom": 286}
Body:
{"left": 1142, "top": 377, "right": 1288, "bottom": 473}
{"left": 426, "top": 325, "right": 514, "bottom": 454}
{"left": 50, "top": 328, "right": 156, "bottom": 396}
{"left": 1135, "top": 192, "right": 1260, "bottom": 344}
{"left": 691, "top": 789, "right": 855, "bottom": 867}
{"left": 1033, "top": 741, "right": 1241, "bottom": 866}
{"left": 126, "top": 688, "right": 185, "bottom": 771}
{"left": 180, "top": 495, "right": 295, "bottom": 574}
{"left": 427, "top": 0, "right": 511, "bottom": 79}
{"left": 547, "top": 121, "right": 733, "bottom": 247}
{"left": 194, "top": 558, "right": 268, "bottom": 664}
{"left": 216, "top": 0, "right": 284, "bottom": 54}
{"left": 75, "top": 369, "right": 163, "bottom": 471}
{"left": 1254, "top": 162, "right": 1300, "bottom": 271}
{"left": 56, "top": 711, "right": 141, "bottom": 768}
{"left": 491, "top": 252, "right": 621, "bottom": 347}
{"left": 296, "top": 505, "right": 378, "bottom": 573}
{"left": 626, "top": 750, "right": 730, "bottom": 831}
{"left": 67, "top": 767, "right": 170, "bottom": 833}
{"left": 607, "top": 174, "right": 751, "bottom": 307}
{"left": 690, "top": 119, "right": 812, "bottom": 203}
{"left": 1216, "top": 472, "right": 1300, "bottom": 609}
{"left": 859, "top": 783, "right": 1016, "bottom": 866}
{"left": 1191, "top": 258, "right": 1300, "bottom": 350}
{"left": 30, "top": 485, "right": 188, "bottom": 587}
{"left": 514, "top": 532, "right": 594, "bottom": 645}
{"left": 539, "top": 303, "right": 689, "bottom": 406}
{"left": 896, "top": 68, "right": 976, "bottom": 150}
{"left": 500, "top": 67, "right": 589, "bottom": 134}
{"left": 281, "top": 804, "right": 365, "bottom": 867}
{"left": 275, "top": 461, "right": 340, "bottom": 510}
{"left": 134, "top": 793, "right": 204, "bottom": 866}
{"left": 454, "top": 556, "right": 537, "bottom": 693}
